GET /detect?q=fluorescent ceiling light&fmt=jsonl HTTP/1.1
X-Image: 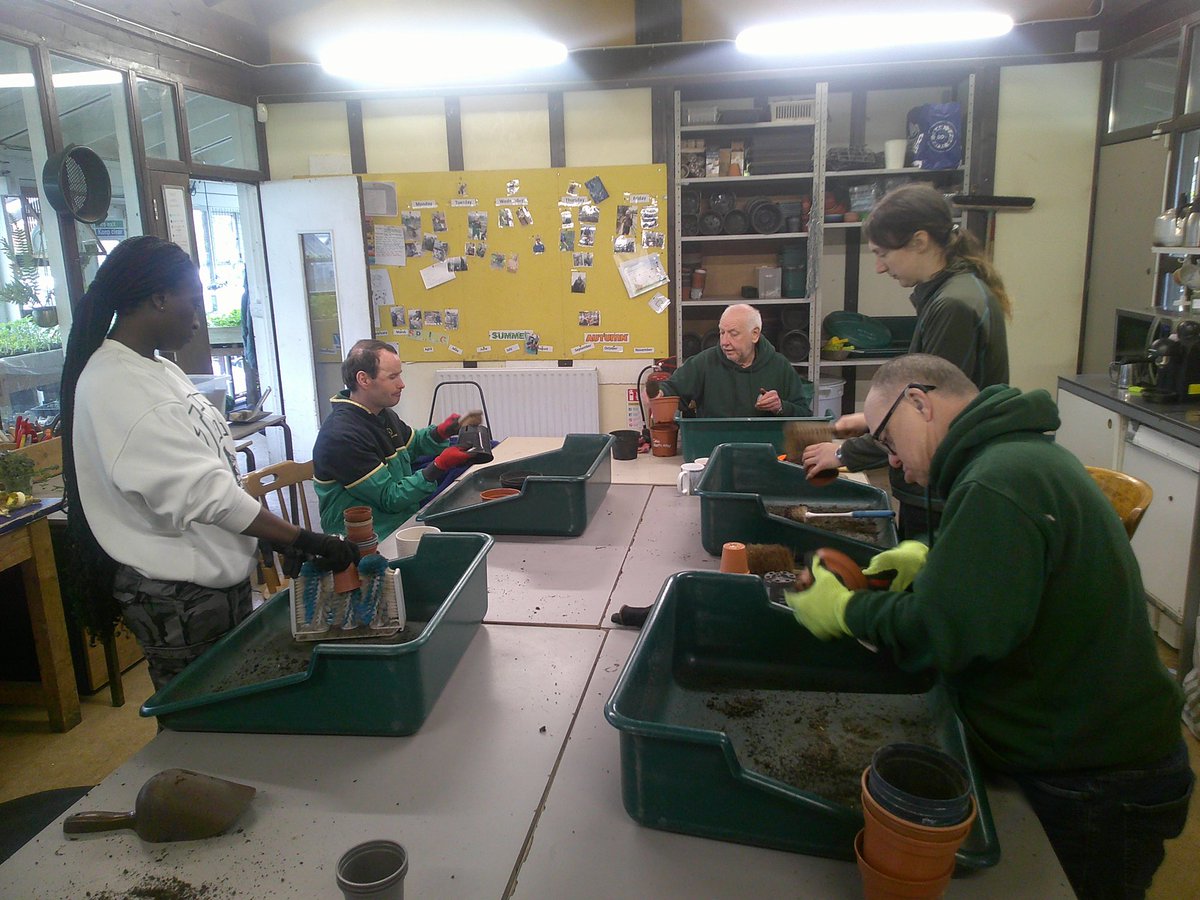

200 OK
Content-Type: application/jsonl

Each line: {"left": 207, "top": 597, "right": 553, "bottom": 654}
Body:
{"left": 319, "top": 31, "right": 568, "bottom": 86}
{"left": 736, "top": 12, "right": 1013, "bottom": 56}
{"left": 52, "top": 70, "right": 123, "bottom": 87}
{"left": 0, "top": 70, "right": 122, "bottom": 89}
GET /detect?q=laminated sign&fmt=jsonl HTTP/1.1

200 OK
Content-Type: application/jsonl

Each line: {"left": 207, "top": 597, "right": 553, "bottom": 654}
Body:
{"left": 907, "top": 103, "right": 962, "bottom": 170}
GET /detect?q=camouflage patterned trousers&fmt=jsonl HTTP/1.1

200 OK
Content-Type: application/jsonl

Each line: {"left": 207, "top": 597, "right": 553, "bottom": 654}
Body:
{"left": 113, "top": 565, "right": 253, "bottom": 692}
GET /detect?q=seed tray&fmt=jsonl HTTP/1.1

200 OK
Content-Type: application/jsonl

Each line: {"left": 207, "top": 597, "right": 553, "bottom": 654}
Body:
{"left": 140, "top": 533, "right": 492, "bottom": 736}
{"left": 695, "top": 442, "right": 897, "bottom": 564}
{"left": 676, "top": 413, "right": 831, "bottom": 463}
{"left": 604, "top": 570, "right": 999, "bottom": 868}
{"left": 416, "top": 433, "right": 612, "bottom": 536}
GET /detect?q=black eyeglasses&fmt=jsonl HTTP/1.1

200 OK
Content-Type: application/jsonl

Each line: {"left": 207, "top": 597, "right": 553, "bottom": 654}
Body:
{"left": 871, "top": 383, "right": 936, "bottom": 454}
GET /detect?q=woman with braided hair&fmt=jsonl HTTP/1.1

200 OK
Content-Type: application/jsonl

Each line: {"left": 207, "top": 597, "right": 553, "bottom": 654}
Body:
{"left": 802, "top": 183, "right": 1012, "bottom": 540}
{"left": 61, "top": 236, "right": 357, "bottom": 691}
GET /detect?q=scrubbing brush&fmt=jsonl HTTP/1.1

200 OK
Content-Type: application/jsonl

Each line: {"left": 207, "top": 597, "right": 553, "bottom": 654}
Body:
{"left": 782, "top": 420, "right": 840, "bottom": 486}
{"left": 791, "top": 506, "right": 894, "bottom": 522}
{"left": 745, "top": 543, "right": 798, "bottom": 576}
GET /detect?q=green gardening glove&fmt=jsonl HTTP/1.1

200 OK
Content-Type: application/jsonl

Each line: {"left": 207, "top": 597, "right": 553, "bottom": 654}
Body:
{"left": 783, "top": 557, "right": 853, "bottom": 640}
{"left": 862, "top": 539, "right": 929, "bottom": 591}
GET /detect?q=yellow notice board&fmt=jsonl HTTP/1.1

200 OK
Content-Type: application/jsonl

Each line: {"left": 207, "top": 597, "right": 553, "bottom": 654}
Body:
{"left": 363, "top": 164, "right": 668, "bottom": 363}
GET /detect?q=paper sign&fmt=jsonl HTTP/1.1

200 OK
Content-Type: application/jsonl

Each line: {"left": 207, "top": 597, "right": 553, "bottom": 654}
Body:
{"left": 369, "top": 269, "right": 394, "bottom": 306}
{"left": 571, "top": 343, "right": 595, "bottom": 355}
{"left": 362, "top": 181, "right": 398, "bottom": 217}
{"left": 420, "top": 262, "right": 455, "bottom": 290}
{"left": 374, "top": 224, "right": 406, "bottom": 267}
{"left": 648, "top": 292, "right": 670, "bottom": 314}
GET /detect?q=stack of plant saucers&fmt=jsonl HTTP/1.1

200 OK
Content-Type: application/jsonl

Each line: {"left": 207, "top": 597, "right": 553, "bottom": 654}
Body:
{"left": 856, "top": 743, "right": 976, "bottom": 899}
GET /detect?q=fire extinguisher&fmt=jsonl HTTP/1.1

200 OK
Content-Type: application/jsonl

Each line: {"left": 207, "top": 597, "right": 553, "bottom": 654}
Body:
{"left": 638, "top": 357, "right": 678, "bottom": 441}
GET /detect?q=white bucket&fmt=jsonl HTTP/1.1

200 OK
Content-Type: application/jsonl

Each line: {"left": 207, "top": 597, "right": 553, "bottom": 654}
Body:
{"left": 816, "top": 378, "right": 845, "bottom": 419}
{"left": 392, "top": 525, "right": 440, "bottom": 559}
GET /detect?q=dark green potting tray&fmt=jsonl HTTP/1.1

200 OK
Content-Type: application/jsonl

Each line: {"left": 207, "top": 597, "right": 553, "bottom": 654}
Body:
{"left": 604, "top": 570, "right": 1000, "bottom": 869}
{"left": 676, "top": 413, "right": 831, "bottom": 463}
{"left": 416, "top": 433, "right": 612, "bottom": 536}
{"left": 140, "top": 532, "right": 492, "bottom": 736}
{"left": 695, "top": 442, "right": 897, "bottom": 565}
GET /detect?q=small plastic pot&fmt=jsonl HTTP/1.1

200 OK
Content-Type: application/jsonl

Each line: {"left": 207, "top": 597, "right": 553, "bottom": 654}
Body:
{"left": 499, "top": 470, "right": 539, "bottom": 490}
{"left": 480, "top": 487, "right": 520, "bottom": 502}
{"left": 336, "top": 839, "right": 408, "bottom": 899}
{"left": 868, "top": 743, "right": 972, "bottom": 827}
{"left": 344, "top": 506, "right": 373, "bottom": 524}
{"left": 609, "top": 430, "right": 640, "bottom": 460}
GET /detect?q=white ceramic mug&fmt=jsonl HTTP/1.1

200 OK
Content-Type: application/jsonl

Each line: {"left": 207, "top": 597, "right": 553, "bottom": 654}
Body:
{"left": 677, "top": 462, "right": 705, "bottom": 495}
{"left": 393, "top": 525, "right": 440, "bottom": 559}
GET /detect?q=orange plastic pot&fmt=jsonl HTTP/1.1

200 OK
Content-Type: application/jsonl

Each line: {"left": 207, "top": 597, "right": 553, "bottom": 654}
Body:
{"left": 854, "top": 830, "right": 953, "bottom": 900}
{"left": 480, "top": 487, "right": 521, "bottom": 502}
{"left": 345, "top": 522, "right": 375, "bottom": 543}
{"left": 719, "top": 541, "right": 749, "bottom": 574}
{"left": 814, "top": 547, "right": 868, "bottom": 590}
{"left": 332, "top": 562, "right": 361, "bottom": 593}
{"left": 860, "top": 769, "right": 976, "bottom": 884}
{"left": 343, "top": 506, "right": 373, "bottom": 524}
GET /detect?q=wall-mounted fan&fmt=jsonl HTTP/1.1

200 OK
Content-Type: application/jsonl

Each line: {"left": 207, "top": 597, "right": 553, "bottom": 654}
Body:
{"left": 42, "top": 144, "right": 112, "bottom": 224}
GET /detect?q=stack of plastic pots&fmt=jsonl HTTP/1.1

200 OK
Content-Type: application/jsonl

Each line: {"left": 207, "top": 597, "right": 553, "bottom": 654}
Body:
{"left": 856, "top": 742, "right": 976, "bottom": 899}
{"left": 779, "top": 244, "right": 807, "bottom": 299}
{"left": 338, "top": 506, "right": 378, "bottom": 592}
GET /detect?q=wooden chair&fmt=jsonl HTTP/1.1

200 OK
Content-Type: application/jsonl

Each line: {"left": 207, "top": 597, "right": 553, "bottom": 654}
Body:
{"left": 243, "top": 459, "right": 316, "bottom": 595}
{"left": 1086, "top": 466, "right": 1153, "bottom": 539}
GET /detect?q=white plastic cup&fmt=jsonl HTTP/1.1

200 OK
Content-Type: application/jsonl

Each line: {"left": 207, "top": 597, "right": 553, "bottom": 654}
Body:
{"left": 884, "top": 139, "right": 907, "bottom": 170}
{"left": 393, "top": 525, "right": 440, "bottom": 560}
{"left": 694, "top": 457, "right": 709, "bottom": 468}
{"left": 676, "top": 462, "right": 705, "bottom": 495}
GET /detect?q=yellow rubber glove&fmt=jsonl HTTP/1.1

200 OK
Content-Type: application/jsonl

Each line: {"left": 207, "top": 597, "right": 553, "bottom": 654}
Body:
{"left": 783, "top": 557, "right": 853, "bottom": 640}
{"left": 862, "top": 539, "right": 929, "bottom": 591}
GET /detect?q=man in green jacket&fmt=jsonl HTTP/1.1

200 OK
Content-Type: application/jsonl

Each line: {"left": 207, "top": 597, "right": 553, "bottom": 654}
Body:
{"left": 786, "top": 354, "right": 1191, "bottom": 899}
{"left": 313, "top": 340, "right": 481, "bottom": 539}
{"left": 654, "top": 303, "right": 812, "bottom": 416}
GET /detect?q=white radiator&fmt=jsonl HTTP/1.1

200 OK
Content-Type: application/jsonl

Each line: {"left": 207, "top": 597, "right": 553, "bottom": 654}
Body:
{"left": 432, "top": 368, "right": 600, "bottom": 441}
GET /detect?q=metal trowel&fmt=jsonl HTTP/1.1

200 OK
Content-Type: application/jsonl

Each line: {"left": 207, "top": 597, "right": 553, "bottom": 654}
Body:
{"left": 63, "top": 768, "right": 256, "bottom": 843}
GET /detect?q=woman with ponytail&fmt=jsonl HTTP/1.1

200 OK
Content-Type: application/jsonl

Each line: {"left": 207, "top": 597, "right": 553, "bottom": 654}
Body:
{"left": 61, "top": 236, "right": 357, "bottom": 691}
{"left": 802, "top": 183, "right": 1012, "bottom": 539}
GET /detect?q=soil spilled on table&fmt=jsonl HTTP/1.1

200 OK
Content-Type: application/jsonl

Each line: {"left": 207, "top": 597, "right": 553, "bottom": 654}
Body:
{"left": 84, "top": 873, "right": 231, "bottom": 899}
{"left": 766, "top": 504, "right": 887, "bottom": 544}
{"left": 694, "top": 689, "right": 938, "bottom": 809}
{"left": 201, "top": 622, "right": 426, "bottom": 695}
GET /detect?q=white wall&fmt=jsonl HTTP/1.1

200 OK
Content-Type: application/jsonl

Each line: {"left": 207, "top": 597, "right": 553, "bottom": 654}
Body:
{"left": 263, "top": 88, "right": 656, "bottom": 436}
{"left": 263, "top": 101, "right": 351, "bottom": 179}
{"left": 993, "top": 61, "right": 1101, "bottom": 393}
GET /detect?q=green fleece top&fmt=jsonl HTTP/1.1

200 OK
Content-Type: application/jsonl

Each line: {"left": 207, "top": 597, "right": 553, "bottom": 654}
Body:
{"left": 844, "top": 385, "right": 1182, "bottom": 774}
{"left": 661, "top": 336, "right": 813, "bottom": 417}
{"left": 838, "top": 263, "right": 1009, "bottom": 509}
{"left": 312, "top": 393, "right": 447, "bottom": 540}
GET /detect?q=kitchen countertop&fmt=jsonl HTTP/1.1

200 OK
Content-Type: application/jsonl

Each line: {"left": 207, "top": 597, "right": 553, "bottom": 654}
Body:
{"left": 1058, "top": 374, "right": 1200, "bottom": 447}
{"left": 0, "top": 479, "right": 1070, "bottom": 898}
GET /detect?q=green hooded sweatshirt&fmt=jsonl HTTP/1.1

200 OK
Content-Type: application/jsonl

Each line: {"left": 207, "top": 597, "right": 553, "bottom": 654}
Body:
{"left": 661, "top": 336, "right": 813, "bottom": 417}
{"left": 845, "top": 385, "right": 1182, "bottom": 774}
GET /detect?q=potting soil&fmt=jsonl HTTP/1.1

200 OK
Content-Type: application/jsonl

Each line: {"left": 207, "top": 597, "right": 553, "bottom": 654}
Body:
{"left": 202, "top": 622, "right": 427, "bottom": 695}
{"left": 684, "top": 689, "right": 937, "bottom": 809}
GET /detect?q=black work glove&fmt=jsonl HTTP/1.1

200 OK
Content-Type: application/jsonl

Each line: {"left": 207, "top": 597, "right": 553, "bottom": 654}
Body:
{"left": 277, "top": 529, "right": 360, "bottom": 578}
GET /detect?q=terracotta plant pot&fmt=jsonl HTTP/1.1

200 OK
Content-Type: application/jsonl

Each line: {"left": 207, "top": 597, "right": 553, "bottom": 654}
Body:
{"left": 860, "top": 768, "right": 977, "bottom": 884}
{"left": 343, "top": 506, "right": 373, "bottom": 524}
{"left": 650, "top": 423, "right": 679, "bottom": 457}
{"left": 719, "top": 541, "right": 750, "bottom": 574}
{"left": 648, "top": 395, "right": 680, "bottom": 426}
{"left": 480, "top": 487, "right": 520, "bottom": 502}
{"left": 854, "top": 830, "right": 953, "bottom": 900}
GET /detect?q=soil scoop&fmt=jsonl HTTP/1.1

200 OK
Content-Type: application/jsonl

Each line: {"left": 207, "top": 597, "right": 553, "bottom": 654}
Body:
{"left": 63, "top": 768, "right": 255, "bottom": 842}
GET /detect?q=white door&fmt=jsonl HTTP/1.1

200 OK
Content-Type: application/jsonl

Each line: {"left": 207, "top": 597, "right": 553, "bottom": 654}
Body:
{"left": 260, "top": 176, "right": 371, "bottom": 461}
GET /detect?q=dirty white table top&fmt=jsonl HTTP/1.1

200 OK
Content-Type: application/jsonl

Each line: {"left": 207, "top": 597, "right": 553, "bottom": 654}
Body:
{"left": 0, "top": 446, "right": 1070, "bottom": 899}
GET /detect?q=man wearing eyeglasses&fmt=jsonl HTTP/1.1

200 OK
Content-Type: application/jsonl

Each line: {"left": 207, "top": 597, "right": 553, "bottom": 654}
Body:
{"left": 785, "top": 353, "right": 1191, "bottom": 899}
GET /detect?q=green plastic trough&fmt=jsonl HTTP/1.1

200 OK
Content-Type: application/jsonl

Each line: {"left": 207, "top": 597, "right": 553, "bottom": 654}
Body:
{"left": 604, "top": 570, "right": 1000, "bottom": 869}
{"left": 140, "top": 532, "right": 492, "bottom": 736}
{"left": 416, "top": 433, "right": 612, "bottom": 536}
{"left": 676, "top": 413, "right": 833, "bottom": 463}
{"left": 695, "top": 442, "right": 897, "bottom": 565}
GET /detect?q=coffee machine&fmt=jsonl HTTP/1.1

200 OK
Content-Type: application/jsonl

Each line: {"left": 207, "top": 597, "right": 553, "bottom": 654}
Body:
{"left": 1146, "top": 320, "right": 1200, "bottom": 403}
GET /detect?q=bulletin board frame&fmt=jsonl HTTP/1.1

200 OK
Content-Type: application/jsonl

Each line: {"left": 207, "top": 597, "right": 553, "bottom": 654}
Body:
{"left": 363, "top": 164, "right": 669, "bottom": 363}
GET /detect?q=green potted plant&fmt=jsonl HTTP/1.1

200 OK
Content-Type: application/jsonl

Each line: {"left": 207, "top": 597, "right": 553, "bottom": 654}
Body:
{"left": 0, "top": 232, "right": 57, "bottom": 327}
{"left": 0, "top": 449, "right": 36, "bottom": 494}
{"left": 0, "top": 317, "right": 62, "bottom": 358}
